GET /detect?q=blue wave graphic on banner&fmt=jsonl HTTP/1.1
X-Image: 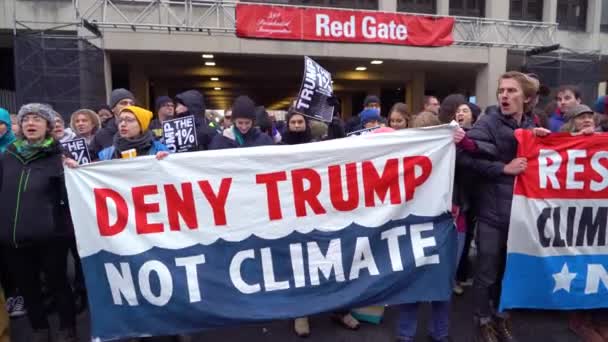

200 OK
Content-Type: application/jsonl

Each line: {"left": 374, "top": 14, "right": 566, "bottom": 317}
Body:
{"left": 81, "top": 214, "right": 456, "bottom": 341}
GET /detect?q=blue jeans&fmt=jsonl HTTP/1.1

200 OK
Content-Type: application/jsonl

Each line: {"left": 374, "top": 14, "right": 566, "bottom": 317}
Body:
{"left": 397, "top": 301, "right": 450, "bottom": 340}
{"left": 396, "top": 231, "right": 466, "bottom": 340}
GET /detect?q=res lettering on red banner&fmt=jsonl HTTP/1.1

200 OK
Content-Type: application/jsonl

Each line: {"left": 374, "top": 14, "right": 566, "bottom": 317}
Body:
{"left": 515, "top": 129, "right": 608, "bottom": 200}
{"left": 236, "top": 3, "right": 455, "bottom": 47}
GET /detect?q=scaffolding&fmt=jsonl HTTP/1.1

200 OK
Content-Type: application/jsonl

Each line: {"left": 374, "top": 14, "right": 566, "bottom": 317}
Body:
{"left": 76, "top": 0, "right": 558, "bottom": 49}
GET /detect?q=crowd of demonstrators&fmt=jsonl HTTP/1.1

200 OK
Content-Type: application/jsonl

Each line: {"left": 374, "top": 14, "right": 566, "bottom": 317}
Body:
{"left": 1, "top": 70, "right": 608, "bottom": 342}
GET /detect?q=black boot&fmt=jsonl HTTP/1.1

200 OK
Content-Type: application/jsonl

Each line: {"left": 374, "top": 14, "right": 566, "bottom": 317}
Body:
{"left": 474, "top": 321, "right": 499, "bottom": 342}
{"left": 495, "top": 317, "right": 518, "bottom": 342}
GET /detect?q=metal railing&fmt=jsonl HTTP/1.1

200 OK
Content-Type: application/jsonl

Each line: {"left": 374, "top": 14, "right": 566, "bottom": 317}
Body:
{"left": 74, "top": 0, "right": 557, "bottom": 48}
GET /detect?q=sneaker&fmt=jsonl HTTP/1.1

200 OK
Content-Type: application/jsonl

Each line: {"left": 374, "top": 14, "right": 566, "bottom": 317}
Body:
{"left": 294, "top": 317, "right": 310, "bottom": 337}
{"left": 5, "top": 297, "right": 13, "bottom": 313}
{"left": 475, "top": 322, "right": 499, "bottom": 342}
{"left": 495, "top": 317, "right": 518, "bottom": 342}
{"left": 9, "top": 296, "right": 26, "bottom": 318}
{"left": 453, "top": 283, "right": 464, "bottom": 295}
{"left": 428, "top": 336, "right": 452, "bottom": 342}
{"left": 32, "top": 329, "right": 50, "bottom": 342}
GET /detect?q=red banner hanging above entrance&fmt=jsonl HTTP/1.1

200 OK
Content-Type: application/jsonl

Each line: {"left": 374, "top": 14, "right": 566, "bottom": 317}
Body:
{"left": 236, "top": 3, "right": 455, "bottom": 47}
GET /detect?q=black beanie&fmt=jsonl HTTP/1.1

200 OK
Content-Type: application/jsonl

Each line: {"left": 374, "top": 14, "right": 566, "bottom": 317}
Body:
{"left": 231, "top": 96, "right": 256, "bottom": 121}
{"left": 364, "top": 95, "right": 380, "bottom": 107}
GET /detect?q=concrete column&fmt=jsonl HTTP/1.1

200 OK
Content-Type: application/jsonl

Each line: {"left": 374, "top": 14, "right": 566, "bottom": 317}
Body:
{"left": 378, "top": 0, "right": 397, "bottom": 12}
{"left": 485, "top": 1, "right": 509, "bottom": 20}
{"left": 129, "top": 64, "right": 150, "bottom": 109}
{"left": 475, "top": 47, "right": 507, "bottom": 110}
{"left": 437, "top": 0, "right": 449, "bottom": 15}
{"left": 407, "top": 71, "right": 425, "bottom": 115}
{"left": 587, "top": 0, "right": 602, "bottom": 33}
{"left": 341, "top": 93, "right": 353, "bottom": 119}
{"left": 103, "top": 51, "right": 112, "bottom": 105}
{"left": 542, "top": 0, "right": 558, "bottom": 23}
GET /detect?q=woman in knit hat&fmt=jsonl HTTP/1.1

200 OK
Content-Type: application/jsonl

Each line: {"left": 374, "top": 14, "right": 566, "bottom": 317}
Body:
{"left": 0, "top": 108, "right": 15, "bottom": 153}
{"left": 97, "top": 106, "right": 168, "bottom": 161}
{"left": 0, "top": 103, "right": 77, "bottom": 342}
{"left": 70, "top": 109, "right": 101, "bottom": 145}
{"left": 209, "top": 95, "right": 274, "bottom": 149}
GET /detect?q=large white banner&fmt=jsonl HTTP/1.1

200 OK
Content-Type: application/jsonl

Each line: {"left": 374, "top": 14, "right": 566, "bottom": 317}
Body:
{"left": 65, "top": 125, "right": 457, "bottom": 341}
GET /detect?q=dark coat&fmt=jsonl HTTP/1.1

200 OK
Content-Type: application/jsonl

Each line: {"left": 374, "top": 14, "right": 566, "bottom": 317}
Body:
{"left": 88, "top": 117, "right": 118, "bottom": 157}
{"left": 458, "top": 109, "right": 534, "bottom": 229}
{"left": 174, "top": 90, "right": 217, "bottom": 151}
{"left": 209, "top": 127, "right": 274, "bottom": 150}
{"left": 0, "top": 142, "right": 70, "bottom": 247}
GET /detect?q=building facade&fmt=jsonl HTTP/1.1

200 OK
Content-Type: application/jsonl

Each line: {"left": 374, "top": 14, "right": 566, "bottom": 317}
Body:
{"left": 0, "top": 0, "right": 606, "bottom": 116}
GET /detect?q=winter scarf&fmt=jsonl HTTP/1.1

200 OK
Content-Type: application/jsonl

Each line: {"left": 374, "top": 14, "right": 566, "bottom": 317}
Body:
{"left": 232, "top": 126, "right": 246, "bottom": 146}
{"left": 12, "top": 137, "right": 55, "bottom": 162}
{"left": 112, "top": 130, "right": 154, "bottom": 158}
{"left": 0, "top": 108, "right": 16, "bottom": 153}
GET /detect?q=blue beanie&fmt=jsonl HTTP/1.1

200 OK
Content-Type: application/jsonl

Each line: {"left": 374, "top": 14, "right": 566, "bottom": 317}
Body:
{"left": 594, "top": 96, "right": 607, "bottom": 114}
{"left": 360, "top": 108, "right": 381, "bottom": 126}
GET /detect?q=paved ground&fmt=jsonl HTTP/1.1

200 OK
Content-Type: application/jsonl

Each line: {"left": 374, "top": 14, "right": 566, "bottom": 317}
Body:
{"left": 10, "top": 286, "right": 581, "bottom": 342}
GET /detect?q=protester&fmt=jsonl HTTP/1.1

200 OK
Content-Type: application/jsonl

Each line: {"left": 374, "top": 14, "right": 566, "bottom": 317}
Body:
{"left": 96, "top": 105, "right": 114, "bottom": 125}
{"left": 549, "top": 85, "right": 582, "bottom": 132}
{"left": 0, "top": 103, "right": 77, "bottom": 342}
{"left": 255, "top": 106, "right": 282, "bottom": 143}
{"left": 0, "top": 108, "right": 16, "bottom": 153}
{"left": 69, "top": 109, "right": 100, "bottom": 145}
{"left": 594, "top": 95, "right": 608, "bottom": 132}
{"left": 149, "top": 96, "right": 175, "bottom": 140}
{"left": 89, "top": 89, "right": 136, "bottom": 156}
{"left": 97, "top": 106, "right": 168, "bottom": 160}
{"left": 209, "top": 96, "right": 274, "bottom": 149}
{"left": 279, "top": 108, "right": 315, "bottom": 337}
{"left": 458, "top": 71, "right": 537, "bottom": 342}
{"left": 388, "top": 102, "right": 410, "bottom": 130}
{"left": 453, "top": 101, "right": 481, "bottom": 295}
{"left": 53, "top": 115, "right": 77, "bottom": 143}
{"left": 438, "top": 94, "right": 467, "bottom": 124}
{"left": 174, "top": 90, "right": 217, "bottom": 151}
{"left": 396, "top": 110, "right": 466, "bottom": 342}
{"left": 222, "top": 110, "right": 232, "bottom": 130}
{"left": 360, "top": 108, "right": 382, "bottom": 129}
{"left": 346, "top": 95, "right": 380, "bottom": 133}
{"left": 423, "top": 96, "right": 440, "bottom": 115}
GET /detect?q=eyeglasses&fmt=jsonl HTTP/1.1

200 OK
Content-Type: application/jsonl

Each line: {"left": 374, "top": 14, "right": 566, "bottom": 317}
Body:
{"left": 162, "top": 103, "right": 175, "bottom": 108}
{"left": 118, "top": 117, "right": 138, "bottom": 124}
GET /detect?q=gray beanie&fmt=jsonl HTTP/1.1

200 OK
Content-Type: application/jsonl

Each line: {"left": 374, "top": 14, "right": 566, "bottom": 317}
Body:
{"left": 17, "top": 103, "right": 57, "bottom": 126}
{"left": 110, "top": 88, "right": 135, "bottom": 109}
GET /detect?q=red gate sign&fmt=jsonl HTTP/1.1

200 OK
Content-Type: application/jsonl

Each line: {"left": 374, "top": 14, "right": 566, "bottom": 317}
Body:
{"left": 236, "top": 3, "right": 454, "bottom": 47}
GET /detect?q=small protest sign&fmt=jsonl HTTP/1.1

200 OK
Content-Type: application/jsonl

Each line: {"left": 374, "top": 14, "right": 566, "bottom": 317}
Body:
{"left": 61, "top": 138, "right": 91, "bottom": 165}
{"left": 295, "top": 56, "right": 334, "bottom": 123}
{"left": 162, "top": 116, "right": 198, "bottom": 153}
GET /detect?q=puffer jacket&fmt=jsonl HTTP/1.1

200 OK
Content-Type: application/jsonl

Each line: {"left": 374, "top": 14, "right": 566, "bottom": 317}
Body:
{"left": 209, "top": 127, "right": 274, "bottom": 150}
{"left": 89, "top": 117, "right": 118, "bottom": 157}
{"left": 174, "top": 90, "right": 217, "bottom": 151}
{"left": 0, "top": 141, "right": 70, "bottom": 247}
{"left": 458, "top": 108, "right": 534, "bottom": 229}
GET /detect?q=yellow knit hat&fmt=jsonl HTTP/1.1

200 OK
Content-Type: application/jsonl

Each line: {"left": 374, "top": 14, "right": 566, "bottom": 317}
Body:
{"left": 121, "top": 106, "right": 153, "bottom": 132}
